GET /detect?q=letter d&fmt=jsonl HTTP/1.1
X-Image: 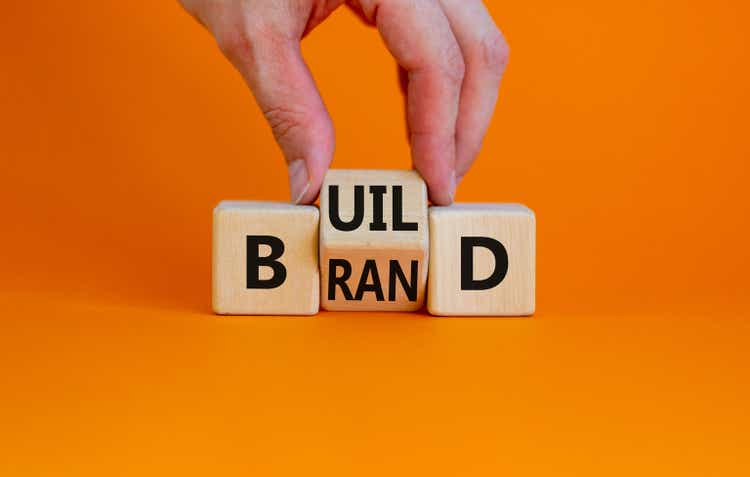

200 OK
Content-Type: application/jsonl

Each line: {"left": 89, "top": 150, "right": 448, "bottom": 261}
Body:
{"left": 461, "top": 237, "right": 509, "bottom": 291}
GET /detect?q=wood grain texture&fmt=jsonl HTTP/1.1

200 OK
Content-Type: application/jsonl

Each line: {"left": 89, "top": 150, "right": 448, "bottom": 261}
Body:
{"left": 212, "top": 201, "right": 319, "bottom": 315}
{"left": 319, "top": 170, "right": 428, "bottom": 311}
{"left": 428, "top": 204, "right": 535, "bottom": 316}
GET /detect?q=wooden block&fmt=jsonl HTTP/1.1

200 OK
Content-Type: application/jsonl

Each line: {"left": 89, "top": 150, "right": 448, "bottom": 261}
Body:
{"left": 428, "top": 204, "right": 535, "bottom": 316}
{"left": 212, "top": 201, "right": 319, "bottom": 315}
{"left": 319, "top": 170, "right": 429, "bottom": 311}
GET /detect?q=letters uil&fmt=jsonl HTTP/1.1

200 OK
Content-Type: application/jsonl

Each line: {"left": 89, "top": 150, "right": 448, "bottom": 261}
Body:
{"left": 319, "top": 170, "right": 429, "bottom": 312}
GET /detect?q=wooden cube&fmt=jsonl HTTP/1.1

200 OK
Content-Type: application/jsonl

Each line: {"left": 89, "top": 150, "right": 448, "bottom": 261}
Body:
{"left": 212, "top": 201, "right": 319, "bottom": 315}
{"left": 428, "top": 204, "right": 535, "bottom": 316}
{"left": 319, "top": 170, "right": 429, "bottom": 311}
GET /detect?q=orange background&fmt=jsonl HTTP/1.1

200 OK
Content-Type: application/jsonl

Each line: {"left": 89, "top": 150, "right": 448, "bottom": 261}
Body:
{"left": 2, "top": 1, "right": 749, "bottom": 474}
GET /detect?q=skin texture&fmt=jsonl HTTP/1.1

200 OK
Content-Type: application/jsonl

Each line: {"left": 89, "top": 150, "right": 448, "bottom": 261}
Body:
{"left": 179, "top": 0, "right": 508, "bottom": 205}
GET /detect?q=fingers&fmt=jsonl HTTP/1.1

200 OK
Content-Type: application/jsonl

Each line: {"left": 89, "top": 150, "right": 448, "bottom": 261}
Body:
{"left": 181, "top": 0, "right": 508, "bottom": 203}
{"left": 438, "top": 0, "right": 509, "bottom": 182}
{"left": 356, "top": 0, "right": 464, "bottom": 205}
{"left": 185, "top": 1, "right": 335, "bottom": 204}
{"left": 243, "top": 40, "right": 334, "bottom": 205}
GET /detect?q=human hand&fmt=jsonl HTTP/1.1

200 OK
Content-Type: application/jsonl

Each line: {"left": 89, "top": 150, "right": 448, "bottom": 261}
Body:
{"left": 179, "top": 0, "right": 508, "bottom": 205}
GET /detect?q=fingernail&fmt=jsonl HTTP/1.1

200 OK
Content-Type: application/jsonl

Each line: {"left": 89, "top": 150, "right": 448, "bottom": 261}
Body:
{"left": 448, "top": 171, "right": 457, "bottom": 203}
{"left": 288, "top": 159, "right": 310, "bottom": 204}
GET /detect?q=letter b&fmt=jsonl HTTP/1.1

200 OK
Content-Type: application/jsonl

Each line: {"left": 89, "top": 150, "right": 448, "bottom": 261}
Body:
{"left": 247, "top": 235, "right": 287, "bottom": 289}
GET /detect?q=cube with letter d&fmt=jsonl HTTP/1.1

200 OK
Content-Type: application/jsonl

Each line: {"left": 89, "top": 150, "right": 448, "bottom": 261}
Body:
{"left": 213, "top": 201, "right": 319, "bottom": 315}
{"left": 428, "top": 204, "right": 535, "bottom": 316}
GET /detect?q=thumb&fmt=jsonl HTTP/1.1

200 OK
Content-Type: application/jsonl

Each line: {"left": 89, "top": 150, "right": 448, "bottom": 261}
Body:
{"left": 219, "top": 26, "right": 334, "bottom": 204}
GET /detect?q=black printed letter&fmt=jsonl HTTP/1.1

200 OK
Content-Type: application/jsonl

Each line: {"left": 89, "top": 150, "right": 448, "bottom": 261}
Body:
{"left": 460, "top": 237, "right": 508, "bottom": 290}
{"left": 369, "top": 185, "right": 387, "bottom": 231}
{"left": 246, "top": 235, "right": 286, "bottom": 289}
{"left": 355, "top": 259, "right": 385, "bottom": 301}
{"left": 388, "top": 260, "right": 418, "bottom": 301}
{"left": 392, "top": 186, "right": 418, "bottom": 231}
{"left": 328, "top": 259, "right": 355, "bottom": 300}
{"left": 329, "top": 185, "right": 364, "bottom": 231}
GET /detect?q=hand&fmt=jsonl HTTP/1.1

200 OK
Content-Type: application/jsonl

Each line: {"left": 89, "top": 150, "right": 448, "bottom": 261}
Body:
{"left": 179, "top": 0, "right": 508, "bottom": 205}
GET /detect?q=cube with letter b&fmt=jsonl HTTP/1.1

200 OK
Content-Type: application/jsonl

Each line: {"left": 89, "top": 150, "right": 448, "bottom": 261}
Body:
{"left": 320, "top": 170, "right": 429, "bottom": 311}
{"left": 213, "top": 201, "right": 319, "bottom": 315}
{"left": 428, "top": 204, "right": 535, "bottom": 316}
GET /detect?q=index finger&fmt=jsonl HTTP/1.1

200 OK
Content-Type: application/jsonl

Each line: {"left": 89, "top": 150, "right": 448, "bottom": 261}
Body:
{"left": 355, "top": 0, "right": 464, "bottom": 204}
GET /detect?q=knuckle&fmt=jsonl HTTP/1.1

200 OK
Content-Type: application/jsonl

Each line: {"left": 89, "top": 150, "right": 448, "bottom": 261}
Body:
{"left": 478, "top": 30, "right": 509, "bottom": 78}
{"left": 263, "top": 106, "right": 308, "bottom": 142}
{"left": 215, "top": 26, "right": 254, "bottom": 63}
{"left": 441, "top": 43, "right": 466, "bottom": 88}
{"left": 215, "top": 20, "right": 292, "bottom": 68}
